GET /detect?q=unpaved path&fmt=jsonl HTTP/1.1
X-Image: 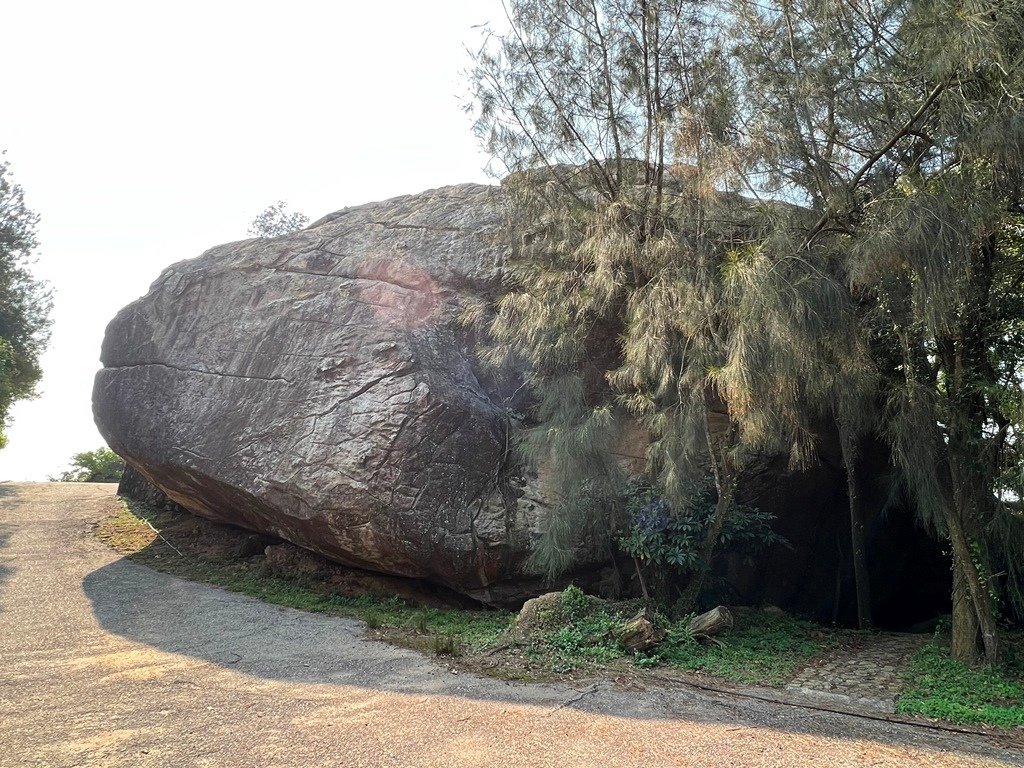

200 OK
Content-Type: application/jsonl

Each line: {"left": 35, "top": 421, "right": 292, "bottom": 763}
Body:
{"left": 0, "top": 482, "right": 1017, "bottom": 767}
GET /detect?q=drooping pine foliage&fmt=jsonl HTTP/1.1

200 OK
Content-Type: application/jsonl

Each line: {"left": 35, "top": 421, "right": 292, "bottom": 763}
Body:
{"left": 721, "top": 0, "right": 1024, "bottom": 661}
{"left": 471, "top": 1, "right": 762, "bottom": 596}
{"left": 469, "top": 0, "right": 1024, "bottom": 660}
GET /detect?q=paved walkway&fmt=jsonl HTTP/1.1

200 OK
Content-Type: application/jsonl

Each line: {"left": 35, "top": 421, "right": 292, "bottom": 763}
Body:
{"left": 0, "top": 482, "right": 1017, "bottom": 767}
{"left": 786, "top": 634, "right": 927, "bottom": 713}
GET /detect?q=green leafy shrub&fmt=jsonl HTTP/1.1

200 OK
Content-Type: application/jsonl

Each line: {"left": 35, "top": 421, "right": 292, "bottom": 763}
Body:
{"left": 540, "top": 613, "right": 626, "bottom": 672}
{"left": 514, "top": 586, "right": 635, "bottom": 671}
{"left": 53, "top": 447, "right": 124, "bottom": 483}
{"left": 618, "top": 479, "right": 786, "bottom": 605}
{"left": 560, "top": 583, "right": 591, "bottom": 619}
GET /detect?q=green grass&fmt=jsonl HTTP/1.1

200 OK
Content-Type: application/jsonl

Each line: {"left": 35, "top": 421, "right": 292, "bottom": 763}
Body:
{"left": 895, "top": 635, "right": 1024, "bottom": 727}
{"left": 647, "top": 612, "right": 829, "bottom": 686}
{"left": 526, "top": 605, "right": 632, "bottom": 673}
{"left": 97, "top": 499, "right": 513, "bottom": 655}
{"left": 515, "top": 586, "right": 828, "bottom": 685}
{"left": 98, "top": 502, "right": 837, "bottom": 690}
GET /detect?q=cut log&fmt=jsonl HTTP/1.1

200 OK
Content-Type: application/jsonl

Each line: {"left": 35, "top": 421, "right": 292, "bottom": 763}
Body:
{"left": 687, "top": 606, "right": 734, "bottom": 641}
{"left": 619, "top": 611, "right": 666, "bottom": 652}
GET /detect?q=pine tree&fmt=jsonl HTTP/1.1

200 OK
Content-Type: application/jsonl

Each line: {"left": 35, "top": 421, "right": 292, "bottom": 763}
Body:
{"left": 469, "top": 0, "right": 767, "bottom": 607}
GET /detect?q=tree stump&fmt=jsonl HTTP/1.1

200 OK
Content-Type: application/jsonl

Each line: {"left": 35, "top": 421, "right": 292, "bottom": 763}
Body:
{"left": 619, "top": 611, "right": 666, "bottom": 651}
{"left": 688, "top": 606, "right": 734, "bottom": 641}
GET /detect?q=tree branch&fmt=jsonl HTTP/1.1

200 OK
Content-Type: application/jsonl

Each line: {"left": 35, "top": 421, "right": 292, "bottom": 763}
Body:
{"left": 801, "top": 79, "right": 950, "bottom": 250}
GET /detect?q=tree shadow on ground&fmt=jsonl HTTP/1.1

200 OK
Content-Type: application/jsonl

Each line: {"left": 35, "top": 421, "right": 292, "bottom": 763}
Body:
{"left": 80, "top": 555, "right": 1014, "bottom": 763}
{"left": 0, "top": 484, "right": 19, "bottom": 604}
{"left": 0, "top": 525, "right": 12, "bottom": 604}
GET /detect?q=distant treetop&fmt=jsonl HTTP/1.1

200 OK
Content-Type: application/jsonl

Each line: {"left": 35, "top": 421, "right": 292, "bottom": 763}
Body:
{"left": 53, "top": 447, "right": 124, "bottom": 483}
{"left": 248, "top": 201, "right": 310, "bottom": 238}
{"left": 0, "top": 152, "right": 52, "bottom": 448}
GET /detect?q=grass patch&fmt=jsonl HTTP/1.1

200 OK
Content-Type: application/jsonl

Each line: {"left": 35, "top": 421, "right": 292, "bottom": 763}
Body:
{"left": 643, "top": 611, "right": 830, "bottom": 686}
{"left": 519, "top": 591, "right": 634, "bottom": 673}
{"left": 96, "top": 499, "right": 513, "bottom": 654}
{"left": 512, "top": 586, "right": 829, "bottom": 686}
{"left": 895, "top": 634, "right": 1024, "bottom": 727}
{"left": 95, "top": 500, "right": 872, "bottom": 702}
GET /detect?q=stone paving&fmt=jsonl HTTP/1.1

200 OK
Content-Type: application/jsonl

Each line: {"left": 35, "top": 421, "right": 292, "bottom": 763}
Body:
{"left": 785, "top": 633, "right": 927, "bottom": 714}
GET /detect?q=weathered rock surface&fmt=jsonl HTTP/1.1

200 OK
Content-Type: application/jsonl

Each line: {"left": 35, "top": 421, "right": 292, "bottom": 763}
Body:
{"left": 117, "top": 464, "right": 176, "bottom": 510}
{"left": 94, "top": 184, "right": 571, "bottom": 606}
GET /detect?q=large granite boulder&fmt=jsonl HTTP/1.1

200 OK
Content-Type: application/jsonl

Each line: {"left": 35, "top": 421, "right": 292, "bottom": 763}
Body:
{"left": 95, "top": 182, "right": 948, "bottom": 620}
{"left": 94, "top": 184, "right": 565, "bottom": 605}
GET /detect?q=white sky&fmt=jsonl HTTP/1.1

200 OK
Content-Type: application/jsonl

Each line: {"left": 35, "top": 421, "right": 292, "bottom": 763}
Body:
{"left": 0, "top": 0, "right": 504, "bottom": 480}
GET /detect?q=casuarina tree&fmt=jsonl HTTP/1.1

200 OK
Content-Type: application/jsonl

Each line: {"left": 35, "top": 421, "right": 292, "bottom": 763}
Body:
{"left": 722, "top": 0, "right": 1024, "bottom": 662}
{"left": 470, "top": 0, "right": 1024, "bottom": 662}
{"left": 468, "top": 0, "right": 768, "bottom": 609}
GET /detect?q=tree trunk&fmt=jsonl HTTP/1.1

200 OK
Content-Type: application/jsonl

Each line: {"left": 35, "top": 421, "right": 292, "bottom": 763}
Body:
{"left": 938, "top": 307, "right": 1000, "bottom": 665}
{"left": 620, "top": 611, "right": 665, "bottom": 651}
{"left": 951, "top": 554, "right": 981, "bottom": 664}
{"left": 632, "top": 555, "right": 650, "bottom": 603}
{"left": 678, "top": 419, "right": 737, "bottom": 613}
{"left": 677, "top": 483, "right": 733, "bottom": 612}
{"left": 687, "top": 605, "right": 734, "bottom": 639}
{"left": 947, "top": 510, "right": 1000, "bottom": 664}
{"left": 839, "top": 425, "right": 872, "bottom": 629}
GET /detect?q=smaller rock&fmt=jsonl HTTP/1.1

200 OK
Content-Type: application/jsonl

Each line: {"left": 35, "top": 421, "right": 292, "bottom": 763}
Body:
{"left": 233, "top": 533, "right": 273, "bottom": 559}
{"left": 117, "top": 465, "right": 186, "bottom": 513}
{"left": 515, "top": 592, "right": 570, "bottom": 637}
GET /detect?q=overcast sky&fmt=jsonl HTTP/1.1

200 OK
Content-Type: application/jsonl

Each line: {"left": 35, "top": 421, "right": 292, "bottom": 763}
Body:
{"left": 0, "top": 1, "right": 510, "bottom": 480}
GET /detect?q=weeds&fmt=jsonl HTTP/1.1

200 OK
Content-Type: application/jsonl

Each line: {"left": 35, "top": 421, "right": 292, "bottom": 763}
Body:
{"left": 430, "top": 634, "right": 463, "bottom": 657}
{"left": 648, "top": 612, "right": 827, "bottom": 686}
{"left": 512, "top": 587, "right": 826, "bottom": 685}
{"left": 896, "top": 635, "right": 1024, "bottom": 727}
{"left": 100, "top": 498, "right": 1024, "bottom": 728}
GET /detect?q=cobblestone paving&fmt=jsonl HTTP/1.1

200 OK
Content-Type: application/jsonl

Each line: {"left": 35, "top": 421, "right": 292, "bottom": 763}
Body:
{"left": 785, "top": 633, "right": 927, "bottom": 714}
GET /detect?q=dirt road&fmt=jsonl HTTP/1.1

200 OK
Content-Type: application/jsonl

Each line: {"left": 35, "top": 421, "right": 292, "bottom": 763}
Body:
{"left": 0, "top": 482, "right": 1017, "bottom": 767}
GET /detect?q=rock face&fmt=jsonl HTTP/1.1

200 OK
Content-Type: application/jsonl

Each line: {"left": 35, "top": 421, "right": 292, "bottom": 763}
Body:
{"left": 94, "top": 184, "right": 566, "bottom": 605}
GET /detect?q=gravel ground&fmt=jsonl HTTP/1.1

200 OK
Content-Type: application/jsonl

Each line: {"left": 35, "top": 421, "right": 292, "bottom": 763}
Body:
{"left": 0, "top": 482, "right": 1019, "bottom": 768}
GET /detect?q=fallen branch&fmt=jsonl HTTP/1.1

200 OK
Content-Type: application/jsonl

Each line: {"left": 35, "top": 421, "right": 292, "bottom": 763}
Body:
{"left": 139, "top": 513, "right": 188, "bottom": 560}
{"left": 546, "top": 684, "right": 600, "bottom": 716}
